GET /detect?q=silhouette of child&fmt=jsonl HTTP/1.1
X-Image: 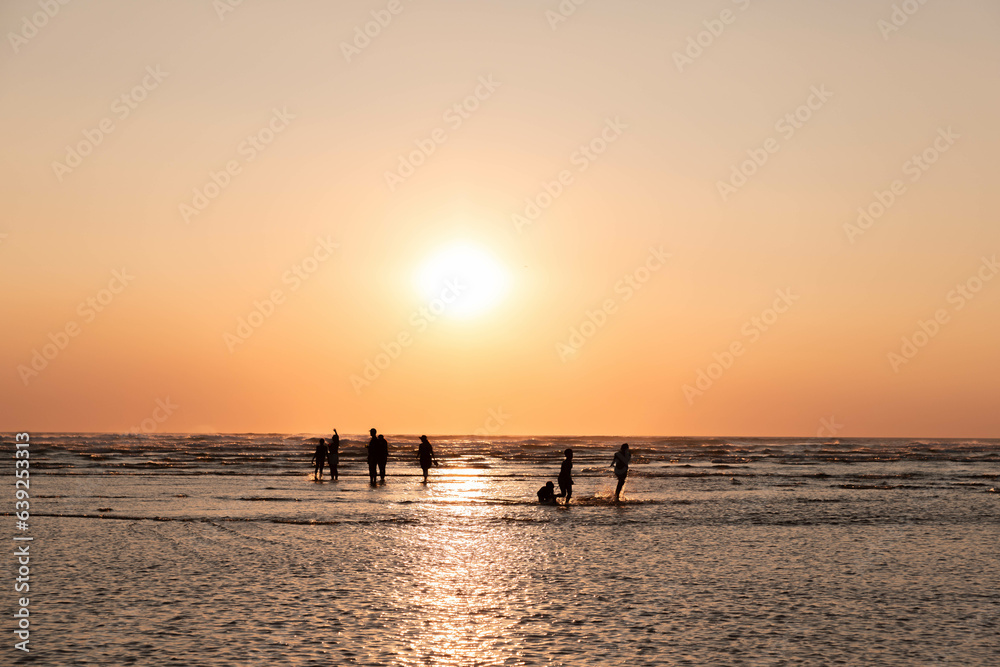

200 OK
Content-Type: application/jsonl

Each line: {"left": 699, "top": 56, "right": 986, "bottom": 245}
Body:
{"left": 312, "top": 438, "right": 328, "bottom": 479}
{"left": 557, "top": 448, "right": 574, "bottom": 504}
{"left": 537, "top": 481, "right": 558, "bottom": 504}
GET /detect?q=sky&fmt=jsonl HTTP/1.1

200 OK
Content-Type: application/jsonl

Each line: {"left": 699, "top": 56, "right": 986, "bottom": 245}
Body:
{"left": 1, "top": 0, "right": 998, "bottom": 437}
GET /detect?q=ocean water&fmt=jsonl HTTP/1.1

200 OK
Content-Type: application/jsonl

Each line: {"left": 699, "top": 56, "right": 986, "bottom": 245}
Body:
{"left": 5, "top": 433, "right": 1000, "bottom": 666}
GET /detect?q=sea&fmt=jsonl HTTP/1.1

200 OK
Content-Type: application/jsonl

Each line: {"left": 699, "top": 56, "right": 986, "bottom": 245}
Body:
{"left": 4, "top": 433, "right": 999, "bottom": 666}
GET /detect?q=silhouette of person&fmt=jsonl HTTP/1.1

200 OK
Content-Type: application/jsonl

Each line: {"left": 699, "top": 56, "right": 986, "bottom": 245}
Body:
{"left": 367, "top": 428, "right": 379, "bottom": 485}
{"left": 376, "top": 434, "right": 389, "bottom": 482}
{"left": 312, "top": 438, "right": 328, "bottom": 480}
{"left": 538, "top": 482, "right": 559, "bottom": 505}
{"left": 613, "top": 443, "right": 631, "bottom": 502}
{"left": 537, "top": 481, "right": 558, "bottom": 504}
{"left": 556, "top": 448, "right": 573, "bottom": 504}
{"left": 328, "top": 429, "right": 340, "bottom": 481}
{"left": 418, "top": 435, "right": 437, "bottom": 483}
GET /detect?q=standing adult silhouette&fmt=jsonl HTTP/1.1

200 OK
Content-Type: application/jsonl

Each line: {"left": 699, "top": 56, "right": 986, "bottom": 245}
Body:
{"left": 328, "top": 429, "right": 340, "bottom": 481}
{"left": 367, "top": 428, "right": 379, "bottom": 485}
{"left": 417, "top": 435, "right": 438, "bottom": 483}
{"left": 376, "top": 434, "right": 389, "bottom": 482}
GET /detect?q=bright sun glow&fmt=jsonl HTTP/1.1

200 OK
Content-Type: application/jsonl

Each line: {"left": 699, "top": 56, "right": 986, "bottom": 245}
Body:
{"left": 415, "top": 243, "right": 509, "bottom": 319}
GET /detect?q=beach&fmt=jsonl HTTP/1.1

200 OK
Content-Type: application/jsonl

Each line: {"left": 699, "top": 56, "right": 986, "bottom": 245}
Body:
{"left": 6, "top": 1, "right": 1000, "bottom": 664}
{"left": 4, "top": 434, "right": 999, "bottom": 665}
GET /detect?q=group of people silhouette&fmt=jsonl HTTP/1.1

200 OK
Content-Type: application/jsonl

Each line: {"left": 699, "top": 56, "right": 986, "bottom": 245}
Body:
{"left": 311, "top": 429, "right": 340, "bottom": 480}
{"left": 311, "top": 428, "right": 439, "bottom": 485}
{"left": 536, "top": 443, "right": 632, "bottom": 504}
{"left": 311, "top": 433, "right": 632, "bottom": 502}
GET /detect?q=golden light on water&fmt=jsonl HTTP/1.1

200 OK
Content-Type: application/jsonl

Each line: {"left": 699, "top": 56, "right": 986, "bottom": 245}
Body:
{"left": 393, "top": 475, "right": 529, "bottom": 665}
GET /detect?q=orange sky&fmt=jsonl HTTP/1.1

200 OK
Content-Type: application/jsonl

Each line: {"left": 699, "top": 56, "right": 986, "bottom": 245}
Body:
{"left": 2, "top": 0, "right": 998, "bottom": 437}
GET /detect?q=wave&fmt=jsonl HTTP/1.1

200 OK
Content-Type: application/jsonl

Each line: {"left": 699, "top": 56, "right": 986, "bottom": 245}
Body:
{"left": 11, "top": 433, "right": 1000, "bottom": 477}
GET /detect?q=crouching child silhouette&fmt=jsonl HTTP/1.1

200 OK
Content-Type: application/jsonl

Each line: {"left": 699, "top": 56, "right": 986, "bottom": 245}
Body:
{"left": 537, "top": 481, "right": 558, "bottom": 504}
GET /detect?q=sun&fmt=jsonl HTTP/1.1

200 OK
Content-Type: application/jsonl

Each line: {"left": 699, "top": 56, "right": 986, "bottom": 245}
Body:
{"left": 414, "top": 243, "right": 509, "bottom": 319}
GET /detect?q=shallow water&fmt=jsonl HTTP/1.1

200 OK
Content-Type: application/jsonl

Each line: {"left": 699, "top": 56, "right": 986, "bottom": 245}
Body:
{"left": 5, "top": 434, "right": 999, "bottom": 665}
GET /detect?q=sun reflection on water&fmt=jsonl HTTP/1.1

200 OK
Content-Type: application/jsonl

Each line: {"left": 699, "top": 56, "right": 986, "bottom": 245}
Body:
{"left": 392, "top": 476, "right": 531, "bottom": 666}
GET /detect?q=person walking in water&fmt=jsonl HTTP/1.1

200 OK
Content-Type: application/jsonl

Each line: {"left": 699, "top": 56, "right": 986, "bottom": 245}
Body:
{"left": 417, "top": 435, "right": 438, "bottom": 483}
{"left": 312, "top": 438, "right": 329, "bottom": 480}
{"left": 612, "top": 443, "right": 631, "bottom": 502}
{"left": 376, "top": 434, "right": 389, "bottom": 482}
{"left": 328, "top": 429, "right": 340, "bottom": 481}
{"left": 367, "top": 428, "right": 379, "bottom": 485}
{"left": 556, "top": 448, "right": 574, "bottom": 504}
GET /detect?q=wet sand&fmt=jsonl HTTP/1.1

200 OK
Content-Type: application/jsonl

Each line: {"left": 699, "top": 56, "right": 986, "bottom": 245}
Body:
{"left": 10, "top": 456, "right": 1000, "bottom": 666}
